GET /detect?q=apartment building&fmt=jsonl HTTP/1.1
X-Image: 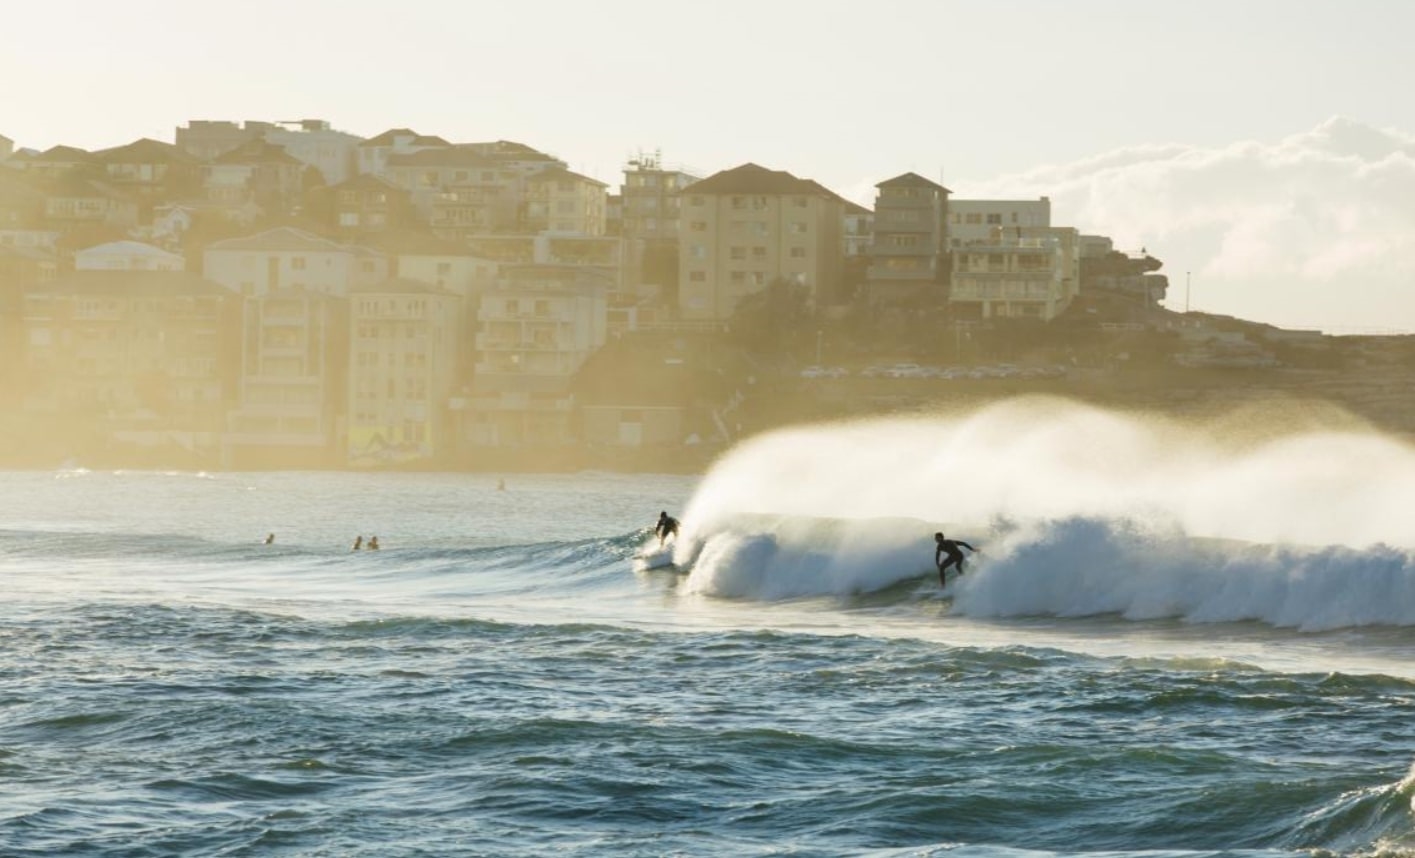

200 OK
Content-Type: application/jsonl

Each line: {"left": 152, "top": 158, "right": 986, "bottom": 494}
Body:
{"left": 201, "top": 140, "right": 305, "bottom": 215}
{"left": 42, "top": 175, "right": 138, "bottom": 229}
{"left": 223, "top": 289, "right": 347, "bottom": 468}
{"left": 678, "top": 163, "right": 846, "bottom": 321}
{"left": 176, "top": 119, "right": 363, "bottom": 184}
{"left": 204, "top": 227, "right": 357, "bottom": 298}
{"left": 620, "top": 153, "right": 699, "bottom": 301}
{"left": 356, "top": 128, "right": 450, "bottom": 177}
{"left": 175, "top": 120, "right": 267, "bottom": 162}
{"left": 75, "top": 240, "right": 185, "bottom": 271}
{"left": 524, "top": 167, "right": 608, "bottom": 235}
{"left": 320, "top": 173, "right": 415, "bottom": 238}
{"left": 455, "top": 265, "right": 608, "bottom": 449}
{"left": 13, "top": 145, "right": 99, "bottom": 181}
{"left": 844, "top": 201, "right": 873, "bottom": 258}
{"left": 95, "top": 138, "right": 199, "bottom": 200}
{"left": 948, "top": 197, "right": 1051, "bottom": 247}
{"left": 19, "top": 271, "right": 238, "bottom": 450}
{"left": 261, "top": 119, "right": 362, "bottom": 185}
{"left": 949, "top": 225, "right": 1079, "bottom": 321}
{"left": 866, "top": 172, "right": 950, "bottom": 304}
{"left": 347, "top": 278, "right": 461, "bottom": 466}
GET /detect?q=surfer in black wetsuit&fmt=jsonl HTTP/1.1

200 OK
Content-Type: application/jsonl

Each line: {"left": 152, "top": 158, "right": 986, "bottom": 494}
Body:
{"left": 655, "top": 511, "right": 680, "bottom": 548}
{"left": 935, "top": 532, "right": 977, "bottom": 586}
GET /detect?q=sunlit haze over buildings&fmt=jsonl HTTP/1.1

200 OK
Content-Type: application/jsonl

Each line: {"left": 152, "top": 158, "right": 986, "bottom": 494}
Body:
{"left": 6, "top": 0, "right": 1414, "bottom": 331}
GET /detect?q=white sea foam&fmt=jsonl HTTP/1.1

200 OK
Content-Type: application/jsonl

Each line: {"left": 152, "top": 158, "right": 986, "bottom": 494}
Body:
{"left": 677, "top": 397, "right": 1415, "bottom": 628}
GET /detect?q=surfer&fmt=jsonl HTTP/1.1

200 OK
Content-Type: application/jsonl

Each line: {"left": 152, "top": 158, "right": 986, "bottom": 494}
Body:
{"left": 352, "top": 535, "right": 363, "bottom": 551}
{"left": 368, "top": 536, "right": 380, "bottom": 550}
{"left": 934, "top": 532, "right": 977, "bottom": 585}
{"left": 654, "top": 511, "right": 680, "bottom": 548}
{"left": 264, "top": 533, "right": 274, "bottom": 545}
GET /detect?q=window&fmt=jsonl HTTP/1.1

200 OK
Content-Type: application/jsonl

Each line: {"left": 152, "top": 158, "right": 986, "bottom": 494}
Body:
{"left": 339, "top": 213, "right": 359, "bottom": 227}
{"left": 291, "top": 257, "right": 306, "bottom": 270}
{"left": 751, "top": 246, "right": 766, "bottom": 260}
{"left": 731, "top": 196, "right": 745, "bottom": 209}
{"left": 690, "top": 244, "right": 707, "bottom": 259}
{"left": 986, "top": 214, "right": 1002, "bottom": 225}
{"left": 689, "top": 221, "right": 707, "bottom": 232}
{"left": 789, "top": 246, "right": 806, "bottom": 259}
{"left": 729, "top": 271, "right": 746, "bottom": 284}
{"left": 688, "top": 271, "right": 706, "bottom": 282}
{"left": 788, "top": 222, "right": 807, "bottom": 234}
{"left": 966, "top": 213, "right": 983, "bottom": 224}
{"left": 730, "top": 246, "right": 746, "bottom": 261}
{"left": 688, "top": 196, "right": 704, "bottom": 206}
{"left": 792, "top": 196, "right": 808, "bottom": 208}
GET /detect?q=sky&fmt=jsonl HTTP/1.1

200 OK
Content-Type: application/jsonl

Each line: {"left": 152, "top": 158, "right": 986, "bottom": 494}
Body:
{"left": 3, "top": 0, "right": 1414, "bottom": 332}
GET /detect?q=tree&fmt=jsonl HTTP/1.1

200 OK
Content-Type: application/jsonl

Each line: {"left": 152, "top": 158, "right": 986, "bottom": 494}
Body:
{"left": 727, "top": 277, "right": 812, "bottom": 359}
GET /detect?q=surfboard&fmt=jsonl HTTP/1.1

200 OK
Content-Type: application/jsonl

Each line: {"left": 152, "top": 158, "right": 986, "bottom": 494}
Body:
{"left": 633, "top": 547, "right": 677, "bottom": 571}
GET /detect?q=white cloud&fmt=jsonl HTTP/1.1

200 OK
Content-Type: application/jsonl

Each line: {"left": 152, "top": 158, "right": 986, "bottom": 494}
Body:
{"left": 955, "top": 117, "right": 1415, "bottom": 333}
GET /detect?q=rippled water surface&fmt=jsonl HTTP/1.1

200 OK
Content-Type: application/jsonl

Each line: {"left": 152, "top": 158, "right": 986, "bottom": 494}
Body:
{"left": 2, "top": 465, "right": 1414, "bottom": 857}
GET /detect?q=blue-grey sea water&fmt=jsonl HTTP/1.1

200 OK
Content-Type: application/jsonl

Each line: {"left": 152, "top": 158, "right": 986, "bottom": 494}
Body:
{"left": 4, "top": 407, "right": 1415, "bottom": 856}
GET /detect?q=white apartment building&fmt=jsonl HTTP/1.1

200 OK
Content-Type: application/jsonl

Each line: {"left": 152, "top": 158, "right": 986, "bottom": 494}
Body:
{"left": 204, "top": 228, "right": 356, "bottom": 297}
{"left": 948, "top": 197, "right": 1052, "bottom": 247}
{"left": 262, "top": 119, "right": 362, "bottom": 185}
{"left": 949, "top": 225, "right": 1079, "bottom": 321}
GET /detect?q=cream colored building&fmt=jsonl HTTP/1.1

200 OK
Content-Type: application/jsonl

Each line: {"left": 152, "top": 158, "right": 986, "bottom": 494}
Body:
{"left": 75, "top": 241, "right": 185, "bottom": 272}
{"left": 524, "top": 167, "right": 608, "bottom": 235}
{"left": 678, "top": 163, "right": 845, "bottom": 321}
{"left": 347, "top": 278, "right": 461, "bottom": 466}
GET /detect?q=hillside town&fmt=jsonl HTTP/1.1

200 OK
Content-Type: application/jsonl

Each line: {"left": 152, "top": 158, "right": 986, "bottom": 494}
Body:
{"left": 0, "top": 120, "right": 1409, "bottom": 471}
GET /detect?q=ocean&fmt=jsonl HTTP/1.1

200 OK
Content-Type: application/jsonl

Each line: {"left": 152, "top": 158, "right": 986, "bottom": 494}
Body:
{"left": 4, "top": 400, "right": 1415, "bottom": 857}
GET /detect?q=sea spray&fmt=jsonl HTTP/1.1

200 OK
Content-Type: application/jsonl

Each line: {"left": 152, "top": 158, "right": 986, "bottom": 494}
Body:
{"left": 682, "top": 397, "right": 1415, "bottom": 549}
